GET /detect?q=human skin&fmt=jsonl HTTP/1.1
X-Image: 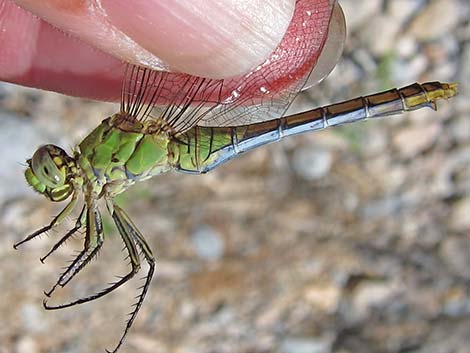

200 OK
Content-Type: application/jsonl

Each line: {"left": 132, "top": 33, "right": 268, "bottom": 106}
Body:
{"left": 0, "top": 0, "right": 332, "bottom": 102}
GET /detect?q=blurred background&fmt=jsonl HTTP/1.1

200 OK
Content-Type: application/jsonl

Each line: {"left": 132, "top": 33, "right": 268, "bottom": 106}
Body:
{"left": 0, "top": 0, "right": 469, "bottom": 352}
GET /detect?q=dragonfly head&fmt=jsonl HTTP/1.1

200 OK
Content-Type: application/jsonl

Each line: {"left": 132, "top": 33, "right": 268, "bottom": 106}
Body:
{"left": 25, "top": 144, "right": 76, "bottom": 202}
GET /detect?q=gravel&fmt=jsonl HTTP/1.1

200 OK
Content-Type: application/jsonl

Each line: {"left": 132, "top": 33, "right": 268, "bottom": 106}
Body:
{"left": 0, "top": 1, "right": 468, "bottom": 352}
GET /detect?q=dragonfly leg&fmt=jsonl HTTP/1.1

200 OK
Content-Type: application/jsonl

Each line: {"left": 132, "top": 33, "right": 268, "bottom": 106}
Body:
{"left": 40, "top": 205, "right": 87, "bottom": 263}
{"left": 105, "top": 204, "right": 155, "bottom": 353}
{"left": 14, "top": 191, "right": 79, "bottom": 249}
{"left": 43, "top": 203, "right": 142, "bottom": 310}
{"left": 43, "top": 205, "right": 103, "bottom": 298}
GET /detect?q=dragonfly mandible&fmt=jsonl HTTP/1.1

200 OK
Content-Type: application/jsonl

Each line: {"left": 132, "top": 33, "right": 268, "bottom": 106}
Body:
{"left": 13, "top": 1, "right": 458, "bottom": 352}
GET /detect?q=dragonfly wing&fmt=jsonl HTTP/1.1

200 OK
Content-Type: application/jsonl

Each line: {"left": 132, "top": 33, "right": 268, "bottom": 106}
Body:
{"left": 119, "top": 0, "right": 339, "bottom": 133}
{"left": 197, "top": 0, "right": 344, "bottom": 128}
{"left": 120, "top": 66, "right": 226, "bottom": 132}
{"left": 302, "top": 2, "right": 346, "bottom": 91}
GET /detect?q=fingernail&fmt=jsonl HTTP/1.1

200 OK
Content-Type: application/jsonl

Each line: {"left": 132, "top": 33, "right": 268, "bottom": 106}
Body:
{"left": 100, "top": 0, "right": 295, "bottom": 78}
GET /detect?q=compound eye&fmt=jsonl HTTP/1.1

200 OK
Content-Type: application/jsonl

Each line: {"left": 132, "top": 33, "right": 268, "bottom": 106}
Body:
{"left": 31, "top": 146, "right": 65, "bottom": 188}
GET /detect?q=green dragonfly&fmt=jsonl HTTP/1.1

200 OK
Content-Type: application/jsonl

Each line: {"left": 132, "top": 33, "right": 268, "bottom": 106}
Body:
{"left": 13, "top": 1, "right": 457, "bottom": 352}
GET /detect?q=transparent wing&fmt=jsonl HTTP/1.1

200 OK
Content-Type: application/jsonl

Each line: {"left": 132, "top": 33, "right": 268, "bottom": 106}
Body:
{"left": 302, "top": 1, "right": 346, "bottom": 91}
{"left": 197, "top": 1, "right": 346, "bottom": 127}
{"left": 120, "top": 66, "right": 226, "bottom": 132}
{"left": 120, "top": 0, "right": 343, "bottom": 133}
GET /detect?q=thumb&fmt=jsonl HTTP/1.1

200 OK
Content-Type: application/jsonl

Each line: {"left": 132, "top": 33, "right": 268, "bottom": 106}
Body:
{"left": 12, "top": 0, "right": 295, "bottom": 79}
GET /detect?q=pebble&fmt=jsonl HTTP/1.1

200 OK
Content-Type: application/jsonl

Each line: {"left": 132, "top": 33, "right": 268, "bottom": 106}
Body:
{"left": 281, "top": 336, "right": 333, "bottom": 353}
{"left": 351, "top": 281, "right": 401, "bottom": 320}
{"left": 362, "top": 196, "right": 403, "bottom": 220}
{"left": 326, "top": 58, "right": 363, "bottom": 89}
{"left": 20, "top": 303, "right": 47, "bottom": 334}
{"left": 292, "top": 147, "right": 333, "bottom": 180}
{"left": 442, "top": 287, "right": 470, "bottom": 317}
{"left": 408, "top": 0, "right": 461, "bottom": 41}
{"left": 350, "top": 49, "right": 377, "bottom": 75}
{"left": 434, "top": 147, "right": 470, "bottom": 198}
{"left": 190, "top": 225, "right": 225, "bottom": 261}
{"left": 0, "top": 113, "right": 49, "bottom": 202}
{"left": 460, "top": 43, "right": 470, "bottom": 97}
{"left": 440, "top": 237, "right": 470, "bottom": 279}
{"left": 390, "top": 55, "right": 429, "bottom": 84}
{"left": 339, "top": 0, "right": 382, "bottom": 31}
{"left": 366, "top": 16, "right": 402, "bottom": 56}
{"left": 304, "top": 283, "right": 341, "bottom": 313}
{"left": 449, "top": 114, "right": 470, "bottom": 145}
{"left": 393, "top": 123, "right": 441, "bottom": 158}
{"left": 128, "top": 335, "right": 167, "bottom": 353}
{"left": 14, "top": 336, "right": 38, "bottom": 353}
{"left": 388, "top": 0, "right": 426, "bottom": 25}
{"left": 449, "top": 198, "right": 470, "bottom": 232}
{"left": 0, "top": 0, "right": 467, "bottom": 352}
{"left": 360, "top": 127, "right": 388, "bottom": 157}
{"left": 396, "top": 36, "right": 419, "bottom": 59}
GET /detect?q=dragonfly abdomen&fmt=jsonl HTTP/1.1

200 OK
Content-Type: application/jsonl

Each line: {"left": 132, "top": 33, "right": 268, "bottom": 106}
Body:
{"left": 167, "top": 124, "right": 278, "bottom": 173}
{"left": 170, "top": 82, "right": 457, "bottom": 174}
{"left": 283, "top": 82, "right": 457, "bottom": 133}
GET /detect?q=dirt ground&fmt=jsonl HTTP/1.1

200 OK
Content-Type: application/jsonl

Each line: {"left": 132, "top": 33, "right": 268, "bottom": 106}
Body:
{"left": 0, "top": 1, "right": 469, "bottom": 353}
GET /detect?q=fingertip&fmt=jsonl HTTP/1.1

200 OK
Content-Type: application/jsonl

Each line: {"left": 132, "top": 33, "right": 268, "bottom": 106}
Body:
{"left": 12, "top": 0, "right": 169, "bottom": 72}
{"left": 12, "top": 0, "right": 295, "bottom": 78}
{"left": 100, "top": 0, "right": 295, "bottom": 78}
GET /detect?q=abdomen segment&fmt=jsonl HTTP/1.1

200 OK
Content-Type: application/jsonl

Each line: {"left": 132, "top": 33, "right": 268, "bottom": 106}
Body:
{"left": 169, "top": 82, "right": 458, "bottom": 174}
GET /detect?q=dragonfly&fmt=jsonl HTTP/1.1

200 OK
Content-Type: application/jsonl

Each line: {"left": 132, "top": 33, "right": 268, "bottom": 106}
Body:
{"left": 13, "top": 1, "right": 457, "bottom": 352}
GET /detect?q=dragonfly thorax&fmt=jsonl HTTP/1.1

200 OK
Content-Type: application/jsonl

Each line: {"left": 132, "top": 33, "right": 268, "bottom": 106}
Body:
{"left": 25, "top": 144, "right": 78, "bottom": 202}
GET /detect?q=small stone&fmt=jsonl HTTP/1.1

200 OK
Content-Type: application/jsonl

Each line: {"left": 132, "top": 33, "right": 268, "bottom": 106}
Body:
{"left": 351, "top": 281, "right": 401, "bottom": 319}
{"left": 429, "top": 62, "right": 459, "bottom": 83}
{"left": 156, "top": 260, "right": 190, "bottom": 280}
{"left": 21, "top": 303, "right": 47, "bottom": 334}
{"left": 362, "top": 196, "right": 403, "bottom": 220}
{"left": 460, "top": 43, "right": 470, "bottom": 98}
{"left": 0, "top": 113, "right": 49, "bottom": 202}
{"left": 408, "top": 0, "right": 461, "bottom": 41}
{"left": 390, "top": 55, "right": 429, "bottom": 84}
{"left": 366, "top": 16, "right": 402, "bottom": 56}
{"left": 396, "top": 36, "right": 419, "bottom": 59}
{"left": 434, "top": 147, "right": 470, "bottom": 198}
{"left": 449, "top": 198, "right": 470, "bottom": 232}
{"left": 393, "top": 123, "right": 441, "bottom": 158}
{"left": 360, "top": 127, "right": 388, "bottom": 157}
{"left": 339, "top": 0, "right": 382, "bottom": 31}
{"left": 0, "top": 200, "right": 32, "bottom": 240}
{"left": 128, "top": 335, "right": 167, "bottom": 353}
{"left": 281, "top": 336, "right": 333, "bottom": 353}
{"left": 190, "top": 225, "right": 225, "bottom": 261}
{"left": 449, "top": 115, "right": 470, "bottom": 145}
{"left": 388, "top": 0, "right": 425, "bottom": 25}
{"left": 425, "top": 35, "right": 460, "bottom": 64}
{"left": 440, "top": 237, "right": 470, "bottom": 279}
{"left": 442, "top": 287, "right": 470, "bottom": 317}
{"left": 327, "top": 59, "right": 363, "bottom": 89}
{"left": 304, "top": 283, "right": 341, "bottom": 313}
{"left": 350, "top": 49, "right": 377, "bottom": 75}
{"left": 14, "top": 336, "right": 38, "bottom": 353}
{"left": 292, "top": 147, "right": 333, "bottom": 180}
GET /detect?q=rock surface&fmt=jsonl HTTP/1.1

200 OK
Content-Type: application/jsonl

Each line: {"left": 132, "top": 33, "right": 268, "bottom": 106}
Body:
{"left": 0, "top": 1, "right": 468, "bottom": 353}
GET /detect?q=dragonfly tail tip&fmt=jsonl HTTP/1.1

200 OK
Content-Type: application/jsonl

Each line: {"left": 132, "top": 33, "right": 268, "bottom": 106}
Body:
{"left": 444, "top": 82, "right": 459, "bottom": 99}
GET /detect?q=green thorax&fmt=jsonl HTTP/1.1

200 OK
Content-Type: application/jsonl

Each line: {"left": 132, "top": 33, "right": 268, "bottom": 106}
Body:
{"left": 76, "top": 113, "right": 252, "bottom": 197}
{"left": 77, "top": 114, "right": 172, "bottom": 197}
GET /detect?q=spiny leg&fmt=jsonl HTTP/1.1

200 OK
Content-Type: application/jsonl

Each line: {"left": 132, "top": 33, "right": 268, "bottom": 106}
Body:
{"left": 106, "top": 204, "right": 156, "bottom": 353}
{"left": 40, "top": 205, "right": 87, "bottom": 263}
{"left": 44, "top": 205, "right": 103, "bottom": 298}
{"left": 14, "top": 191, "right": 79, "bottom": 249}
{"left": 43, "top": 203, "right": 142, "bottom": 309}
